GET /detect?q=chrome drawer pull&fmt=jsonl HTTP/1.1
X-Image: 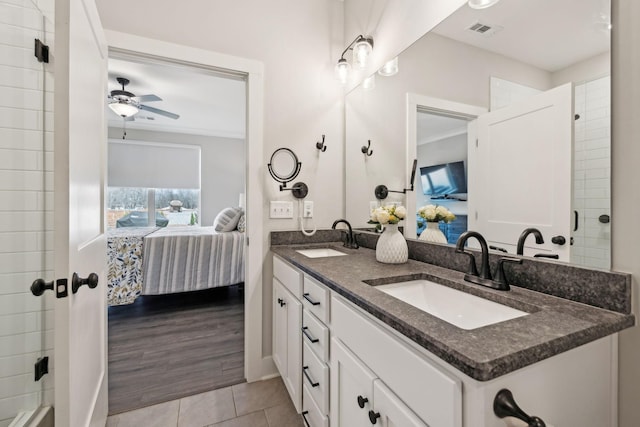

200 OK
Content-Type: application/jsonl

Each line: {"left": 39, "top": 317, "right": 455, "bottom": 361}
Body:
{"left": 301, "top": 326, "right": 319, "bottom": 343}
{"left": 303, "top": 292, "right": 321, "bottom": 306}
{"left": 303, "top": 366, "right": 320, "bottom": 387}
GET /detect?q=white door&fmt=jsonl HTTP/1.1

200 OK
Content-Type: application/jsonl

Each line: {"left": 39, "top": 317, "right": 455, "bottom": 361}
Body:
{"left": 468, "top": 83, "right": 573, "bottom": 261}
{"left": 54, "top": 0, "right": 108, "bottom": 426}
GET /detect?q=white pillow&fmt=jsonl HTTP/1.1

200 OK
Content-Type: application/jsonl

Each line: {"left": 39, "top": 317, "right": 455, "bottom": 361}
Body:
{"left": 213, "top": 207, "right": 243, "bottom": 232}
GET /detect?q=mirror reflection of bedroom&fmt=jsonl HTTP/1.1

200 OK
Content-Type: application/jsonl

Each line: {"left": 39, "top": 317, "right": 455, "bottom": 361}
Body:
{"left": 105, "top": 53, "right": 247, "bottom": 415}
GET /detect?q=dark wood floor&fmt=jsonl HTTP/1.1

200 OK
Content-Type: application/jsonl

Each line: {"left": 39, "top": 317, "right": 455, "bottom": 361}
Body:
{"left": 107, "top": 285, "right": 245, "bottom": 415}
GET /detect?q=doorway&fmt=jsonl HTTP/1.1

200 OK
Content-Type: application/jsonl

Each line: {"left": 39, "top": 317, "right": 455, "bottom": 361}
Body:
{"left": 105, "top": 51, "right": 249, "bottom": 414}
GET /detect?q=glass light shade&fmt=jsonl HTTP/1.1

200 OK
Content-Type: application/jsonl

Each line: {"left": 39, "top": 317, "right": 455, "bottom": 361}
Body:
{"left": 353, "top": 37, "right": 373, "bottom": 68}
{"left": 335, "top": 58, "right": 351, "bottom": 84}
{"left": 378, "top": 57, "right": 399, "bottom": 77}
{"left": 362, "top": 74, "right": 376, "bottom": 91}
{"left": 468, "top": 0, "right": 500, "bottom": 9}
{"left": 109, "top": 101, "right": 139, "bottom": 117}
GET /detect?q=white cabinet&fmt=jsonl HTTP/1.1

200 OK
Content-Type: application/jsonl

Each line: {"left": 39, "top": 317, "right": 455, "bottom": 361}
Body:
{"left": 272, "top": 254, "right": 617, "bottom": 427}
{"left": 331, "top": 338, "right": 428, "bottom": 427}
{"left": 273, "top": 257, "right": 303, "bottom": 412}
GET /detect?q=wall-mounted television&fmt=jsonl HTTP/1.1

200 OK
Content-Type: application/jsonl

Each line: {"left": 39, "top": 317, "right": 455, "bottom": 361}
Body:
{"left": 420, "top": 161, "right": 467, "bottom": 196}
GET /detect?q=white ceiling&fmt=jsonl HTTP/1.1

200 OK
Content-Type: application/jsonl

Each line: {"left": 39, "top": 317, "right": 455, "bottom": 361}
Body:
{"left": 433, "top": 0, "right": 610, "bottom": 72}
{"left": 107, "top": 57, "right": 246, "bottom": 138}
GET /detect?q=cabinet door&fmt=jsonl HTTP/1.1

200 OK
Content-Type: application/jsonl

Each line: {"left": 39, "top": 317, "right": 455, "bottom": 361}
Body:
{"left": 273, "top": 279, "right": 303, "bottom": 411}
{"left": 331, "top": 338, "right": 377, "bottom": 427}
{"left": 372, "top": 380, "right": 429, "bottom": 427}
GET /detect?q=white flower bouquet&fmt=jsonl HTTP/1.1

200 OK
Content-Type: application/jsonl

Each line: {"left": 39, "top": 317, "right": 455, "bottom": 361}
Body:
{"left": 418, "top": 204, "right": 456, "bottom": 223}
{"left": 369, "top": 204, "right": 407, "bottom": 225}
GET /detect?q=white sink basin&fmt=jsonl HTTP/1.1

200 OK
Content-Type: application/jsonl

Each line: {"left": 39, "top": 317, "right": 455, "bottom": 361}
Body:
{"left": 296, "top": 248, "right": 348, "bottom": 258}
{"left": 377, "top": 279, "right": 528, "bottom": 330}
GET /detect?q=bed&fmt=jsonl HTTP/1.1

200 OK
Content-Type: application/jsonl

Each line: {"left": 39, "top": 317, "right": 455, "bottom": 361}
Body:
{"left": 107, "top": 226, "right": 245, "bottom": 306}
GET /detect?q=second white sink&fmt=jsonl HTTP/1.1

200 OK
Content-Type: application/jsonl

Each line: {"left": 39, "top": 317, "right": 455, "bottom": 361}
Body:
{"left": 296, "top": 248, "right": 348, "bottom": 258}
{"left": 376, "top": 279, "right": 528, "bottom": 330}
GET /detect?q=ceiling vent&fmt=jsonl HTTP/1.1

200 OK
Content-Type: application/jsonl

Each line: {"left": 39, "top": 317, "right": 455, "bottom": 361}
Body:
{"left": 467, "top": 22, "right": 504, "bottom": 37}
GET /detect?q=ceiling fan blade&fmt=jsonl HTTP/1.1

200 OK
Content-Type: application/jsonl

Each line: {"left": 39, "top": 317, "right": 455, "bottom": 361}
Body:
{"left": 139, "top": 104, "right": 180, "bottom": 120}
{"left": 133, "top": 94, "right": 162, "bottom": 103}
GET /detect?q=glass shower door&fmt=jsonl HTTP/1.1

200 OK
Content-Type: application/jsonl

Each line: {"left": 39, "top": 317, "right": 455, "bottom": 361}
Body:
{"left": 0, "top": 0, "right": 54, "bottom": 425}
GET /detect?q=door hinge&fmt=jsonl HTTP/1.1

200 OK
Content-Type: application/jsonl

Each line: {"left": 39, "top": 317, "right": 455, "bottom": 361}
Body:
{"left": 34, "top": 39, "right": 49, "bottom": 63}
{"left": 34, "top": 356, "right": 49, "bottom": 381}
{"left": 246, "top": 236, "right": 249, "bottom": 246}
{"left": 475, "top": 211, "right": 478, "bottom": 220}
{"left": 475, "top": 138, "right": 479, "bottom": 148}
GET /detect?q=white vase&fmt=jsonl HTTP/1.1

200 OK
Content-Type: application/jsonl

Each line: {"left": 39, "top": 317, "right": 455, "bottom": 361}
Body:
{"left": 376, "top": 223, "right": 408, "bottom": 264}
{"left": 419, "top": 221, "right": 448, "bottom": 243}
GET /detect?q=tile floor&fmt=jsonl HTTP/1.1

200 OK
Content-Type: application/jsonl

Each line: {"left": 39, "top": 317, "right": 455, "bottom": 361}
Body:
{"left": 106, "top": 377, "right": 304, "bottom": 427}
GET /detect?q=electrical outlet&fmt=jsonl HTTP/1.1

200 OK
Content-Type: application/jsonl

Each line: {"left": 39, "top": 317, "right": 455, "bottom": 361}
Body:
{"left": 270, "top": 201, "right": 293, "bottom": 218}
{"left": 303, "top": 201, "right": 314, "bottom": 218}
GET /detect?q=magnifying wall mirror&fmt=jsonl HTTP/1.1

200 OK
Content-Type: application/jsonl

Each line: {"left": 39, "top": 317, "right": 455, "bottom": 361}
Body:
{"left": 268, "top": 148, "right": 301, "bottom": 190}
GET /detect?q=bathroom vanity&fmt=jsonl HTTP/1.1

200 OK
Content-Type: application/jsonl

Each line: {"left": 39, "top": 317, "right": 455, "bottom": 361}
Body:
{"left": 270, "top": 234, "right": 633, "bottom": 427}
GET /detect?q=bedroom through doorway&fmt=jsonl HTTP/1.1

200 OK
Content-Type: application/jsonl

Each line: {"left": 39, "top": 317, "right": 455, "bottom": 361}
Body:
{"left": 105, "top": 51, "right": 248, "bottom": 415}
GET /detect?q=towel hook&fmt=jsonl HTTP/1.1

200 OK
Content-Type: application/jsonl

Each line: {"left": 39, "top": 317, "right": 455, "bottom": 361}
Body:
{"left": 361, "top": 140, "right": 373, "bottom": 156}
{"left": 315, "top": 134, "right": 327, "bottom": 152}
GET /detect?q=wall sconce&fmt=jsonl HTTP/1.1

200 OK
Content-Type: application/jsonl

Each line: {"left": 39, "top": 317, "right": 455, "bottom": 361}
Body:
{"left": 468, "top": 0, "right": 501, "bottom": 9}
{"left": 335, "top": 35, "right": 374, "bottom": 84}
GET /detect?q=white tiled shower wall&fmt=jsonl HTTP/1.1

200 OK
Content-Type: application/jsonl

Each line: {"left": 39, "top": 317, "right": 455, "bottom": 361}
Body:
{"left": 490, "top": 77, "right": 611, "bottom": 269}
{"left": 0, "top": 0, "right": 55, "bottom": 425}
{"left": 572, "top": 76, "right": 611, "bottom": 269}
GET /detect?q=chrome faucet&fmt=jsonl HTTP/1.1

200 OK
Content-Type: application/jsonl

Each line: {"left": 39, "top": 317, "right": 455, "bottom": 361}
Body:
{"left": 516, "top": 228, "right": 544, "bottom": 255}
{"left": 332, "top": 219, "right": 359, "bottom": 249}
{"left": 455, "top": 231, "right": 492, "bottom": 281}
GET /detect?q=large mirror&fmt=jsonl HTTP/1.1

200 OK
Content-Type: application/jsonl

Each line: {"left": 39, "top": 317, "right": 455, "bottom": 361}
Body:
{"left": 345, "top": 0, "right": 611, "bottom": 269}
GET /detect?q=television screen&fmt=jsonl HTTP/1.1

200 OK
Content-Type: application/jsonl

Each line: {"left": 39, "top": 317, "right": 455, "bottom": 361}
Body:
{"left": 420, "top": 161, "right": 467, "bottom": 196}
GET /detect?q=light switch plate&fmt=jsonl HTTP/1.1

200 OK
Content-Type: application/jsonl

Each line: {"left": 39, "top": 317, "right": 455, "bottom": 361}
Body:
{"left": 303, "top": 201, "right": 313, "bottom": 218}
{"left": 270, "top": 201, "right": 293, "bottom": 218}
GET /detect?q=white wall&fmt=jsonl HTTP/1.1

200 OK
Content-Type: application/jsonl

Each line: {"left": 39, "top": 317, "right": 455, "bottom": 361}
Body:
{"left": 612, "top": 2, "right": 640, "bottom": 426}
{"left": 0, "top": 0, "right": 55, "bottom": 424}
{"left": 107, "top": 128, "right": 245, "bottom": 226}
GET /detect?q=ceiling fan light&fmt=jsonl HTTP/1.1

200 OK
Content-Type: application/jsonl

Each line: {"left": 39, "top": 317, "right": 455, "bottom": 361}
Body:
{"left": 109, "top": 101, "right": 139, "bottom": 118}
{"left": 468, "top": 0, "right": 500, "bottom": 9}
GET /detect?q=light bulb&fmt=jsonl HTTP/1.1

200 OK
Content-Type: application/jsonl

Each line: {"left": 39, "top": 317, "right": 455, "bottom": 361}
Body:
{"left": 353, "top": 37, "right": 373, "bottom": 68}
{"left": 335, "top": 58, "right": 351, "bottom": 84}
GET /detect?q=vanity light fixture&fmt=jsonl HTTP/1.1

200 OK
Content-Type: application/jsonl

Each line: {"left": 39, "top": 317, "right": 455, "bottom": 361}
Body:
{"left": 108, "top": 101, "right": 139, "bottom": 118}
{"left": 335, "top": 35, "right": 374, "bottom": 84}
{"left": 468, "top": 0, "right": 501, "bottom": 9}
{"left": 378, "top": 57, "right": 399, "bottom": 77}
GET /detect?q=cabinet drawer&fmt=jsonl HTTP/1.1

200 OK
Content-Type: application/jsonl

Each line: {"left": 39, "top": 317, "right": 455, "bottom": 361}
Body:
{"left": 302, "top": 310, "right": 330, "bottom": 362}
{"left": 303, "top": 341, "right": 330, "bottom": 415}
{"left": 302, "top": 384, "right": 330, "bottom": 427}
{"left": 332, "top": 295, "right": 462, "bottom": 427}
{"left": 303, "top": 275, "right": 330, "bottom": 323}
{"left": 274, "top": 255, "right": 302, "bottom": 298}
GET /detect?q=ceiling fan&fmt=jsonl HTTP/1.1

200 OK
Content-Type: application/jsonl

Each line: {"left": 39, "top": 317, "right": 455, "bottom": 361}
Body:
{"left": 107, "top": 77, "right": 180, "bottom": 120}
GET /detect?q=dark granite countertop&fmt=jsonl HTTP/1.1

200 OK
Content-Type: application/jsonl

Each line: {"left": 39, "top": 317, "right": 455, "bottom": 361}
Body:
{"left": 271, "top": 242, "right": 635, "bottom": 381}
